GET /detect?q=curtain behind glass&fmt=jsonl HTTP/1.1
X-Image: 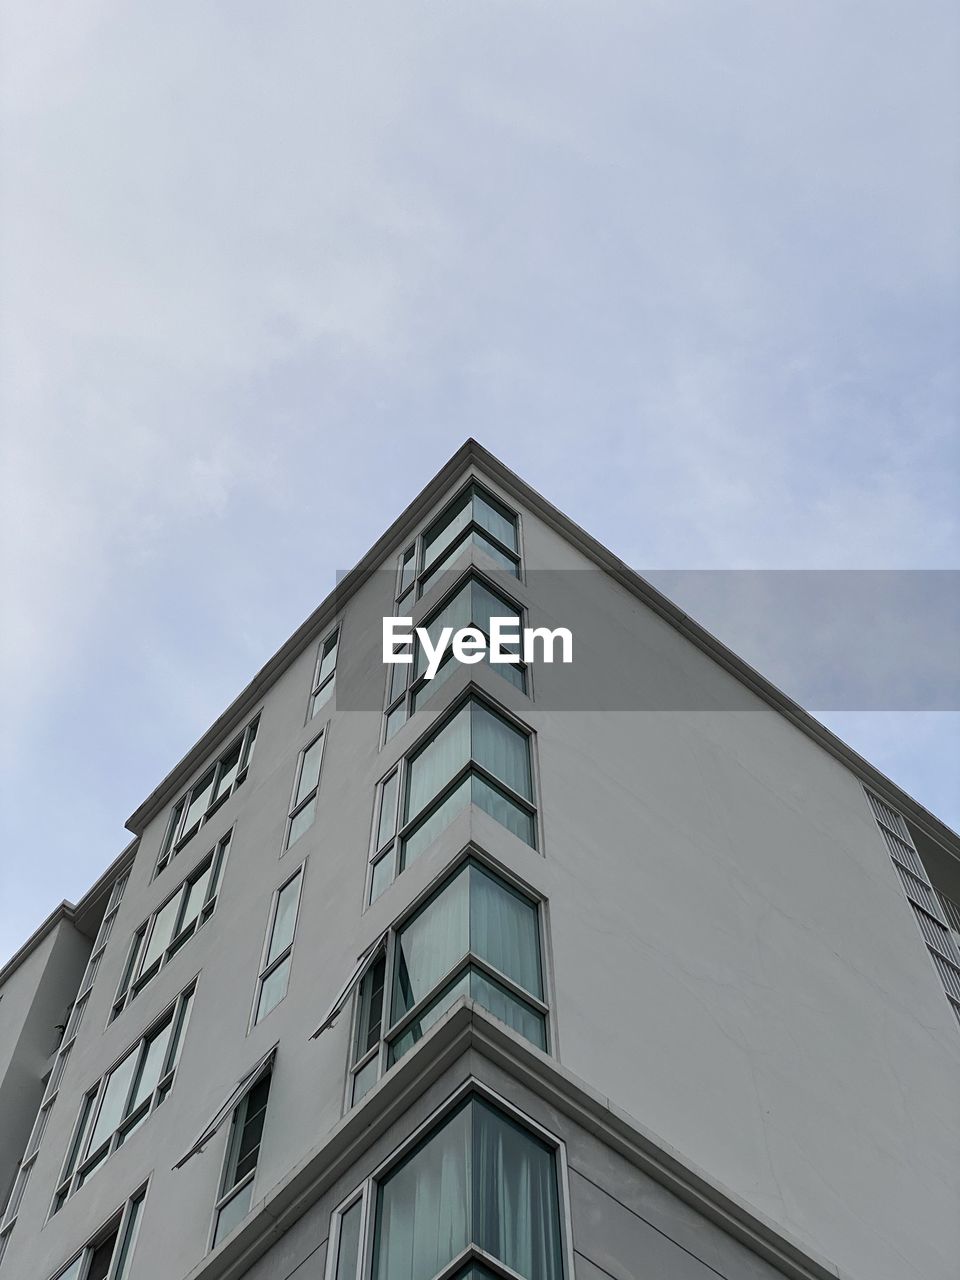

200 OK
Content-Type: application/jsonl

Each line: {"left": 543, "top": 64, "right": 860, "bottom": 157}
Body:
{"left": 373, "top": 1101, "right": 471, "bottom": 1280}
{"left": 406, "top": 706, "right": 471, "bottom": 821}
{"left": 393, "top": 867, "right": 469, "bottom": 1021}
{"left": 471, "top": 702, "right": 531, "bottom": 799}
{"left": 472, "top": 491, "right": 518, "bottom": 552}
{"left": 473, "top": 1101, "right": 562, "bottom": 1280}
{"left": 415, "top": 583, "right": 473, "bottom": 679}
{"left": 469, "top": 866, "right": 542, "bottom": 997}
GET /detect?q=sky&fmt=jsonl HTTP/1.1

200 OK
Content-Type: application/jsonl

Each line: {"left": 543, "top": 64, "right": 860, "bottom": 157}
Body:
{"left": 1, "top": 2, "right": 958, "bottom": 962}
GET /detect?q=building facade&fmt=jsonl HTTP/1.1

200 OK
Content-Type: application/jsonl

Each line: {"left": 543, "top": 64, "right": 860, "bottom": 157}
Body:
{"left": 1, "top": 441, "right": 958, "bottom": 1280}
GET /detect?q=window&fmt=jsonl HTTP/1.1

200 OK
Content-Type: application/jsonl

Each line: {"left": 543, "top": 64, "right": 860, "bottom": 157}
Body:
{"left": 383, "top": 572, "right": 528, "bottom": 743}
{"left": 328, "top": 1090, "right": 564, "bottom": 1280}
{"left": 392, "top": 484, "right": 521, "bottom": 615}
{"left": 155, "top": 716, "right": 259, "bottom": 875}
{"left": 53, "top": 985, "right": 195, "bottom": 1211}
{"left": 112, "top": 834, "right": 230, "bottom": 1020}
{"left": 319, "top": 860, "right": 548, "bottom": 1108}
{"left": 866, "top": 789, "right": 960, "bottom": 1027}
{"left": 285, "top": 732, "right": 325, "bottom": 850}
{"left": 370, "top": 695, "right": 536, "bottom": 902}
{"left": 52, "top": 1185, "right": 145, "bottom": 1280}
{"left": 309, "top": 627, "right": 340, "bottom": 717}
{"left": 211, "top": 1070, "right": 272, "bottom": 1248}
{"left": 253, "top": 866, "right": 304, "bottom": 1024}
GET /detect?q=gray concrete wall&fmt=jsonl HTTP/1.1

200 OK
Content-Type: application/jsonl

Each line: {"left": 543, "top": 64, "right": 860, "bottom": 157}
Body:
{"left": 3, "top": 460, "right": 958, "bottom": 1280}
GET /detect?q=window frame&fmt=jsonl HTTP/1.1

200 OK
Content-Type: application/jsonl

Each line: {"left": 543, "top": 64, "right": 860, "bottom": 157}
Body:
{"left": 251, "top": 864, "right": 305, "bottom": 1027}
{"left": 403, "top": 482, "right": 523, "bottom": 604}
{"left": 308, "top": 625, "right": 341, "bottom": 720}
{"left": 111, "top": 833, "right": 231, "bottom": 1022}
{"left": 155, "top": 715, "right": 259, "bottom": 876}
{"left": 325, "top": 1081, "right": 572, "bottom": 1280}
{"left": 49, "top": 1183, "right": 147, "bottom": 1280}
{"left": 209, "top": 1066, "right": 273, "bottom": 1251}
{"left": 52, "top": 985, "right": 196, "bottom": 1213}
{"left": 368, "top": 691, "right": 538, "bottom": 904}
{"left": 284, "top": 729, "right": 327, "bottom": 852}
{"left": 382, "top": 568, "right": 530, "bottom": 745}
{"left": 347, "top": 854, "right": 550, "bottom": 1110}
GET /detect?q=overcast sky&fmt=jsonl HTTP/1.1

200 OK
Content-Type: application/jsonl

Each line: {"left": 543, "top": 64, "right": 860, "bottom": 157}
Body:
{"left": 1, "top": 3, "right": 958, "bottom": 961}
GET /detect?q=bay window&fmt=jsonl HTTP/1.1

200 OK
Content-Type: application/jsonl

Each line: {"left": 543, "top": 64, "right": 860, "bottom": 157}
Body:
{"left": 384, "top": 573, "right": 528, "bottom": 742}
{"left": 329, "top": 1090, "right": 564, "bottom": 1280}
{"left": 371, "top": 695, "right": 536, "bottom": 902}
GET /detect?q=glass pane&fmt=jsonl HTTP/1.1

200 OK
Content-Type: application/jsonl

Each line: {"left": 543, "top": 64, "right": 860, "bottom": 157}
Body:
{"left": 64, "top": 1091, "right": 97, "bottom": 1180}
{"left": 370, "top": 850, "right": 394, "bottom": 902}
{"left": 335, "top": 1200, "right": 362, "bottom": 1280}
{"left": 287, "top": 796, "right": 317, "bottom": 847}
{"left": 388, "top": 655, "right": 409, "bottom": 704}
{"left": 404, "top": 704, "right": 470, "bottom": 823}
{"left": 127, "top": 1017, "right": 174, "bottom": 1114}
{"left": 472, "top": 489, "right": 518, "bottom": 552}
{"left": 55, "top": 1256, "right": 85, "bottom": 1280}
{"left": 471, "top": 578, "right": 519, "bottom": 643}
{"left": 85, "top": 1223, "right": 119, "bottom": 1280}
{"left": 471, "top": 775, "right": 535, "bottom": 847}
{"left": 113, "top": 1191, "right": 145, "bottom": 1280}
{"left": 295, "top": 737, "right": 324, "bottom": 806}
{"left": 165, "top": 988, "right": 195, "bottom": 1076}
{"left": 234, "top": 1074, "right": 270, "bottom": 1183}
{"left": 212, "top": 742, "right": 242, "bottom": 803}
{"left": 401, "top": 777, "right": 471, "bottom": 870}
{"left": 389, "top": 971, "right": 471, "bottom": 1065}
{"left": 356, "top": 954, "right": 386, "bottom": 1059}
{"left": 384, "top": 704, "right": 406, "bottom": 742}
{"left": 116, "top": 927, "right": 146, "bottom": 1001}
{"left": 310, "top": 681, "right": 335, "bottom": 717}
{"left": 451, "top": 1267, "right": 500, "bottom": 1280}
{"left": 414, "top": 581, "right": 473, "bottom": 679}
{"left": 316, "top": 630, "right": 339, "bottom": 688}
{"left": 419, "top": 531, "right": 473, "bottom": 595}
{"left": 377, "top": 772, "right": 399, "bottom": 850}
{"left": 372, "top": 1099, "right": 471, "bottom": 1280}
{"left": 398, "top": 545, "right": 416, "bottom": 595}
{"left": 139, "top": 894, "right": 181, "bottom": 976}
{"left": 256, "top": 956, "right": 291, "bottom": 1022}
{"left": 473, "top": 1099, "right": 562, "bottom": 1280}
{"left": 392, "top": 866, "right": 469, "bottom": 1021}
{"left": 469, "top": 971, "right": 546, "bottom": 1049}
{"left": 240, "top": 719, "right": 259, "bottom": 770}
{"left": 422, "top": 491, "right": 472, "bottom": 571}
{"left": 88, "top": 1048, "right": 139, "bottom": 1153}
{"left": 351, "top": 1055, "right": 380, "bottom": 1106}
{"left": 471, "top": 702, "right": 531, "bottom": 799}
{"left": 410, "top": 651, "right": 457, "bottom": 712}
{"left": 213, "top": 1181, "right": 253, "bottom": 1247}
{"left": 179, "top": 861, "right": 214, "bottom": 935}
{"left": 268, "top": 875, "right": 301, "bottom": 965}
{"left": 469, "top": 866, "right": 542, "bottom": 997}
{"left": 183, "top": 768, "right": 216, "bottom": 835}
{"left": 160, "top": 798, "right": 185, "bottom": 860}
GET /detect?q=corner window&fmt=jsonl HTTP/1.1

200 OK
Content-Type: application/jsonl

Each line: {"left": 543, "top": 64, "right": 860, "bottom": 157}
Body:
{"left": 212, "top": 1070, "right": 272, "bottom": 1248}
{"left": 253, "top": 866, "right": 304, "bottom": 1024}
{"left": 52, "top": 1185, "right": 145, "bottom": 1280}
{"left": 53, "top": 986, "right": 195, "bottom": 1211}
{"left": 285, "top": 732, "right": 325, "bottom": 850}
{"left": 309, "top": 627, "right": 340, "bottom": 718}
{"left": 156, "top": 716, "right": 259, "bottom": 876}
{"left": 383, "top": 572, "right": 528, "bottom": 743}
{"left": 329, "top": 1091, "right": 564, "bottom": 1280}
{"left": 392, "top": 483, "right": 521, "bottom": 620}
{"left": 112, "top": 834, "right": 230, "bottom": 1020}
{"left": 320, "top": 860, "right": 548, "bottom": 1108}
{"left": 371, "top": 696, "right": 536, "bottom": 902}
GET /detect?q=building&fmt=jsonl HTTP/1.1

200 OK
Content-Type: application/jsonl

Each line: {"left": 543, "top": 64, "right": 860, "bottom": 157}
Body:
{"left": 1, "top": 439, "right": 958, "bottom": 1280}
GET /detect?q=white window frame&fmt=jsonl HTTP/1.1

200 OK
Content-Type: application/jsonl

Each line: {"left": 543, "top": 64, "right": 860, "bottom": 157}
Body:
{"left": 155, "top": 715, "right": 259, "bottom": 876}
{"left": 308, "top": 625, "right": 341, "bottom": 719}
{"left": 52, "top": 984, "right": 196, "bottom": 1213}
{"left": 382, "top": 568, "right": 530, "bottom": 745}
{"left": 112, "top": 832, "right": 231, "bottom": 1021}
{"left": 324, "top": 1081, "right": 573, "bottom": 1280}
{"left": 368, "top": 690, "right": 538, "bottom": 903}
{"left": 284, "top": 730, "right": 327, "bottom": 852}
{"left": 251, "top": 864, "right": 305, "bottom": 1027}
{"left": 208, "top": 1061, "right": 274, "bottom": 1251}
